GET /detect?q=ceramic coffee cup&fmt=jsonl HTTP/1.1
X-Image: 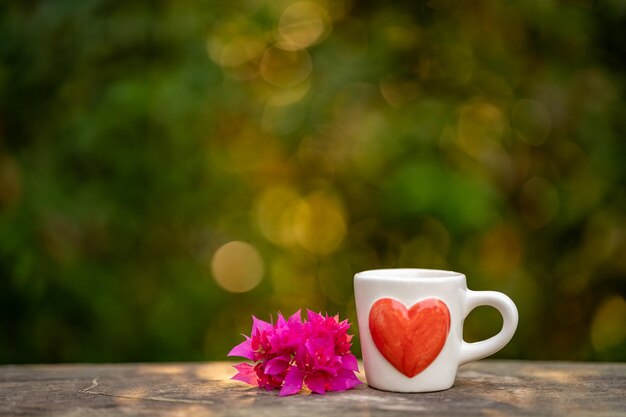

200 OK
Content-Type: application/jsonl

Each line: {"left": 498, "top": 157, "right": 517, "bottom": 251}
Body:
{"left": 354, "top": 268, "right": 518, "bottom": 392}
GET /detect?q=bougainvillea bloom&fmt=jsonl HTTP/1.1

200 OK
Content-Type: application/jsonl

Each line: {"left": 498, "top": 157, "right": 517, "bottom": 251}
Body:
{"left": 228, "top": 310, "right": 362, "bottom": 396}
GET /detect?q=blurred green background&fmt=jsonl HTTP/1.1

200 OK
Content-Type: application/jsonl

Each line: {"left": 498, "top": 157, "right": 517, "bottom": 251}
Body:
{"left": 1, "top": 0, "right": 625, "bottom": 364}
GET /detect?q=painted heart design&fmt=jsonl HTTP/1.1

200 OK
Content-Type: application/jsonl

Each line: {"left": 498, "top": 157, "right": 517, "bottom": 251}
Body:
{"left": 369, "top": 298, "right": 450, "bottom": 378}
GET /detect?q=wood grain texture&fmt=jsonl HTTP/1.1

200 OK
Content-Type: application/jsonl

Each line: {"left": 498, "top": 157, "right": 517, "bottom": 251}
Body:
{"left": 1, "top": 361, "right": 625, "bottom": 416}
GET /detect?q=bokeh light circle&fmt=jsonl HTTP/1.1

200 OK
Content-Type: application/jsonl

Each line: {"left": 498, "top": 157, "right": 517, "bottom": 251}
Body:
{"left": 591, "top": 295, "right": 626, "bottom": 352}
{"left": 211, "top": 241, "right": 265, "bottom": 293}
{"left": 255, "top": 186, "right": 300, "bottom": 247}
{"left": 293, "top": 192, "right": 347, "bottom": 255}
{"left": 260, "top": 47, "right": 313, "bottom": 88}
{"left": 457, "top": 102, "right": 506, "bottom": 158}
{"left": 277, "top": 1, "right": 331, "bottom": 50}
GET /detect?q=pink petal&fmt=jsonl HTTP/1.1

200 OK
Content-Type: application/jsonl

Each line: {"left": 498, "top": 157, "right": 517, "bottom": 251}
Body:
{"left": 305, "top": 337, "right": 334, "bottom": 364}
{"left": 345, "top": 377, "right": 362, "bottom": 390}
{"left": 231, "top": 363, "right": 258, "bottom": 386}
{"left": 279, "top": 366, "right": 304, "bottom": 396}
{"left": 252, "top": 315, "right": 273, "bottom": 335}
{"left": 294, "top": 345, "right": 307, "bottom": 366}
{"left": 341, "top": 354, "right": 359, "bottom": 371}
{"left": 326, "top": 369, "right": 362, "bottom": 392}
{"left": 336, "top": 369, "right": 362, "bottom": 390}
{"left": 231, "top": 310, "right": 360, "bottom": 396}
{"left": 307, "top": 310, "right": 322, "bottom": 323}
{"left": 264, "top": 356, "right": 290, "bottom": 375}
{"left": 305, "top": 372, "right": 328, "bottom": 394}
{"left": 288, "top": 309, "right": 302, "bottom": 324}
{"left": 227, "top": 337, "right": 254, "bottom": 360}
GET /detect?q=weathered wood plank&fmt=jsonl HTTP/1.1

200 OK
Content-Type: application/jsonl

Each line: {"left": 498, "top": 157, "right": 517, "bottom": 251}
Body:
{"left": 0, "top": 361, "right": 624, "bottom": 416}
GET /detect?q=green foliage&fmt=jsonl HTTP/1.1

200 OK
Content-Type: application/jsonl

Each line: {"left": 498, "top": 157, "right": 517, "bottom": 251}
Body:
{"left": 1, "top": 0, "right": 625, "bottom": 363}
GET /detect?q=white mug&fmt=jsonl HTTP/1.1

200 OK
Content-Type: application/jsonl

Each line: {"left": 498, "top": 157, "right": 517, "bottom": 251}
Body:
{"left": 354, "top": 268, "right": 518, "bottom": 392}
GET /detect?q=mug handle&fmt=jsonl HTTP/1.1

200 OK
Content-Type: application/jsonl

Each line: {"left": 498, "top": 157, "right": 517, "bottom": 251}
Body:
{"left": 458, "top": 290, "right": 519, "bottom": 366}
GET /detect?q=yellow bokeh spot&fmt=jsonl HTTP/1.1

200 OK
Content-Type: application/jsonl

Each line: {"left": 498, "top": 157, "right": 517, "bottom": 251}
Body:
{"left": 256, "top": 187, "right": 347, "bottom": 254}
{"left": 457, "top": 101, "right": 506, "bottom": 158}
{"left": 293, "top": 191, "right": 347, "bottom": 255}
{"left": 255, "top": 186, "right": 300, "bottom": 247}
{"left": 383, "top": 25, "right": 419, "bottom": 49}
{"left": 214, "top": 36, "right": 266, "bottom": 80}
{"left": 211, "top": 241, "right": 264, "bottom": 293}
{"left": 266, "top": 78, "right": 311, "bottom": 107}
{"left": 260, "top": 47, "right": 313, "bottom": 88}
{"left": 591, "top": 295, "right": 626, "bottom": 352}
{"left": 277, "top": 1, "right": 331, "bottom": 51}
{"left": 218, "top": 36, "right": 264, "bottom": 67}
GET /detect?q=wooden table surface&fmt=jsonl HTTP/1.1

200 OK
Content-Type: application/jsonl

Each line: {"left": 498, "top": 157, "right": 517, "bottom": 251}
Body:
{"left": 1, "top": 360, "right": 625, "bottom": 416}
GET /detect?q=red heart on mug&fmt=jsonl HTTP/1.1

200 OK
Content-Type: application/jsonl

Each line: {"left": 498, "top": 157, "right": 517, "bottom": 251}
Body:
{"left": 369, "top": 298, "right": 450, "bottom": 378}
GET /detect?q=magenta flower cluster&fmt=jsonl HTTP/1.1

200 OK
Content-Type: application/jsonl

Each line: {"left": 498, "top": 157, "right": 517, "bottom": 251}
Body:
{"left": 228, "top": 310, "right": 362, "bottom": 396}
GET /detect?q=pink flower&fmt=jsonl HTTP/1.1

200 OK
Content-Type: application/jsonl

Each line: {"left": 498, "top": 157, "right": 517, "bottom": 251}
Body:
{"left": 228, "top": 310, "right": 362, "bottom": 396}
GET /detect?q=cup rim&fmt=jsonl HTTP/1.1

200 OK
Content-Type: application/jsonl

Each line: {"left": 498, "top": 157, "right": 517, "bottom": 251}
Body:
{"left": 354, "top": 268, "right": 465, "bottom": 281}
